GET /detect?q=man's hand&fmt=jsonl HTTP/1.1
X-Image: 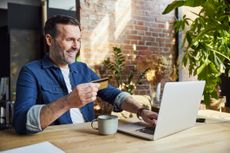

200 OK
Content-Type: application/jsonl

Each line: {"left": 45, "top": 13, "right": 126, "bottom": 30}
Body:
{"left": 40, "top": 82, "right": 99, "bottom": 130}
{"left": 121, "top": 96, "right": 158, "bottom": 127}
{"left": 66, "top": 83, "right": 100, "bottom": 108}
{"left": 140, "top": 109, "right": 158, "bottom": 126}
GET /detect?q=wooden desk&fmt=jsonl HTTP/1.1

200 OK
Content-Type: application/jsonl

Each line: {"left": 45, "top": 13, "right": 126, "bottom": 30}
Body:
{"left": 1, "top": 110, "right": 230, "bottom": 153}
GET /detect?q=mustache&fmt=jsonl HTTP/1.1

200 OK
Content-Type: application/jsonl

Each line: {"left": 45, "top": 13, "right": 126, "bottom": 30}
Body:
{"left": 68, "top": 48, "right": 80, "bottom": 52}
{"left": 71, "top": 45, "right": 81, "bottom": 52}
{"left": 68, "top": 48, "right": 80, "bottom": 57}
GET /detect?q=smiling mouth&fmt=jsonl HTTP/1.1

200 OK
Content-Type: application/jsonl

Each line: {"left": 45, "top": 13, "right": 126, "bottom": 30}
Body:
{"left": 67, "top": 50, "right": 77, "bottom": 56}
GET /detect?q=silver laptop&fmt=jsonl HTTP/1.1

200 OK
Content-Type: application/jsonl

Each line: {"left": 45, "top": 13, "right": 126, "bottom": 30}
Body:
{"left": 118, "top": 81, "right": 205, "bottom": 140}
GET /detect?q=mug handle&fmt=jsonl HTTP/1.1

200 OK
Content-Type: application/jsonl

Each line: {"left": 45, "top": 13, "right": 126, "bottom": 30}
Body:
{"left": 91, "top": 118, "right": 98, "bottom": 130}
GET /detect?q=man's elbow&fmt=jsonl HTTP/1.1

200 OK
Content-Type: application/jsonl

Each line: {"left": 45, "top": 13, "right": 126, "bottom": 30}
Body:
{"left": 13, "top": 115, "right": 39, "bottom": 135}
{"left": 13, "top": 116, "right": 27, "bottom": 134}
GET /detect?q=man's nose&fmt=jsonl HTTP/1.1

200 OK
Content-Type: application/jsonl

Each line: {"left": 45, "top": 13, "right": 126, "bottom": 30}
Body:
{"left": 72, "top": 40, "right": 80, "bottom": 49}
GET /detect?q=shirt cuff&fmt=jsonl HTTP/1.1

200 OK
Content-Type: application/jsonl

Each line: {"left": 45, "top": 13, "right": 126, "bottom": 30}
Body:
{"left": 26, "top": 105, "right": 44, "bottom": 133}
{"left": 113, "top": 92, "right": 131, "bottom": 112}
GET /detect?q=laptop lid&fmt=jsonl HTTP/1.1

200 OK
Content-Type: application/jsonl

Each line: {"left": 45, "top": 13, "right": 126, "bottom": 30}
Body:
{"left": 153, "top": 81, "right": 205, "bottom": 140}
{"left": 118, "top": 81, "right": 205, "bottom": 140}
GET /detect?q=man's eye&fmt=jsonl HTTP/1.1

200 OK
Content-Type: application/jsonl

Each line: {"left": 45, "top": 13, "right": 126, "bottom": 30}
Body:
{"left": 66, "top": 38, "right": 73, "bottom": 41}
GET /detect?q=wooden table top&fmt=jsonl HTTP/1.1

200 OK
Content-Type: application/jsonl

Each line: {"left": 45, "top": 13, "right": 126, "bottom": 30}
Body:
{"left": 0, "top": 110, "right": 230, "bottom": 153}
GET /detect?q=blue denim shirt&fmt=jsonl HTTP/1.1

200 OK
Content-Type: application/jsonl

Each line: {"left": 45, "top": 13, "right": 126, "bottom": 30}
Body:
{"left": 13, "top": 56, "right": 123, "bottom": 134}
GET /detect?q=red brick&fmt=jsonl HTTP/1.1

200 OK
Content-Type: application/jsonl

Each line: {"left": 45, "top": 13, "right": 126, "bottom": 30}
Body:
{"left": 152, "top": 33, "right": 159, "bottom": 37}
{"left": 138, "top": 41, "right": 145, "bottom": 45}
{"left": 131, "top": 30, "right": 138, "bottom": 35}
{"left": 127, "top": 35, "right": 142, "bottom": 40}
{"left": 143, "top": 36, "right": 154, "bottom": 41}
{"left": 80, "top": 0, "right": 176, "bottom": 95}
{"left": 137, "top": 31, "right": 145, "bottom": 35}
{"left": 136, "top": 21, "right": 144, "bottom": 26}
{"left": 137, "top": 46, "right": 148, "bottom": 50}
{"left": 145, "top": 32, "right": 151, "bottom": 36}
{"left": 123, "top": 45, "right": 133, "bottom": 50}
{"left": 131, "top": 40, "right": 138, "bottom": 44}
{"left": 123, "top": 40, "right": 131, "bottom": 44}
{"left": 135, "top": 25, "right": 148, "bottom": 31}
{"left": 158, "top": 23, "right": 165, "bottom": 28}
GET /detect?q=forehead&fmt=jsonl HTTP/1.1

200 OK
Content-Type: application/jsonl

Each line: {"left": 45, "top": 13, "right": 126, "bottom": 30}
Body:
{"left": 56, "top": 24, "right": 81, "bottom": 37}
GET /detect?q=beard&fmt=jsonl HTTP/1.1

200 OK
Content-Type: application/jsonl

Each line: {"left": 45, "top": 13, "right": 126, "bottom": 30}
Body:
{"left": 63, "top": 48, "right": 80, "bottom": 64}
{"left": 49, "top": 49, "right": 80, "bottom": 67}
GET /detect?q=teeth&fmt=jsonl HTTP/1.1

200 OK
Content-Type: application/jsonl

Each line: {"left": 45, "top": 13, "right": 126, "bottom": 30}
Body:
{"left": 67, "top": 51, "right": 76, "bottom": 57}
{"left": 68, "top": 50, "right": 76, "bottom": 53}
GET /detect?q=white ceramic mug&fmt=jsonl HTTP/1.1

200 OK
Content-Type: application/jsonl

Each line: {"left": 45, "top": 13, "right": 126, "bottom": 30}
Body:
{"left": 91, "top": 115, "right": 118, "bottom": 135}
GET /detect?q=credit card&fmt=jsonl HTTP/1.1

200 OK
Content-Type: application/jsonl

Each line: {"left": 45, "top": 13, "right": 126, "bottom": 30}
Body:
{"left": 91, "top": 77, "right": 109, "bottom": 90}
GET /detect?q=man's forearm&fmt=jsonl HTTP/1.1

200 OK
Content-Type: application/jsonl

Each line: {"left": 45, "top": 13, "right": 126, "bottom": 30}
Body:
{"left": 40, "top": 96, "right": 70, "bottom": 129}
{"left": 121, "top": 96, "right": 158, "bottom": 126}
{"left": 121, "top": 96, "right": 142, "bottom": 114}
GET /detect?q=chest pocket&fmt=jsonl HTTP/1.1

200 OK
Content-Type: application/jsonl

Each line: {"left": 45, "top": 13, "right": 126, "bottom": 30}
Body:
{"left": 40, "top": 85, "right": 65, "bottom": 103}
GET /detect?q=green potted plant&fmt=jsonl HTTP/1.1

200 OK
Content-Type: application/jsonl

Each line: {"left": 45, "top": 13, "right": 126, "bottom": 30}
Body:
{"left": 91, "top": 47, "right": 148, "bottom": 116}
{"left": 162, "top": 0, "right": 230, "bottom": 105}
{"left": 103, "top": 47, "right": 148, "bottom": 95}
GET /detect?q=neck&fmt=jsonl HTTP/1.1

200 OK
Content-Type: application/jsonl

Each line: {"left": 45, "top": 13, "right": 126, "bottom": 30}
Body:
{"left": 48, "top": 55, "right": 68, "bottom": 69}
{"left": 60, "top": 65, "right": 69, "bottom": 69}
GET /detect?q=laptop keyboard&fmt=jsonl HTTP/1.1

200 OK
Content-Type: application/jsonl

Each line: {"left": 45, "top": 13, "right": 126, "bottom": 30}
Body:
{"left": 136, "top": 127, "right": 155, "bottom": 135}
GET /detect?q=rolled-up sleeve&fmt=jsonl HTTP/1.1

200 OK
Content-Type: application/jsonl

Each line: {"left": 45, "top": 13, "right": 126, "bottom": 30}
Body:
{"left": 113, "top": 92, "right": 131, "bottom": 112}
{"left": 26, "top": 105, "right": 44, "bottom": 133}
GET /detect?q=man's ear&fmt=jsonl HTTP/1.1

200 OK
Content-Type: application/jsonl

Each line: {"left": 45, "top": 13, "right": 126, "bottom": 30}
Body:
{"left": 45, "top": 34, "right": 52, "bottom": 46}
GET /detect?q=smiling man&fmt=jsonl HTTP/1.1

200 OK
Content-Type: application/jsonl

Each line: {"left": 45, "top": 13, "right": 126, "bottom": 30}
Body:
{"left": 13, "top": 15, "right": 158, "bottom": 134}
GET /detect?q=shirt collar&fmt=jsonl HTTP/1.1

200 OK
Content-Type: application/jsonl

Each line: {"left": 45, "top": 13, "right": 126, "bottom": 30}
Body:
{"left": 69, "top": 62, "right": 78, "bottom": 73}
{"left": 41, "top": 55, "right": 58, "bottom": 69}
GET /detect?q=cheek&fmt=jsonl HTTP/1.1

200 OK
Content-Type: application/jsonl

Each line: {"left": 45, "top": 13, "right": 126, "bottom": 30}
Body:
{"left": 61, "top": 42, "right": 73, "bottom": 50}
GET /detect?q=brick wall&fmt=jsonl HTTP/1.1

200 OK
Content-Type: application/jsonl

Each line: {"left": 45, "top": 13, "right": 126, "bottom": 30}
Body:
{"left": 80, "top": 0, "right": 176, "bottom": 95}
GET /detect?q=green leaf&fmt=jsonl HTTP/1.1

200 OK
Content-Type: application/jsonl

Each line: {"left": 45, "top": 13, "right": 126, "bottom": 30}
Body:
{"left": 209, "top": 63, "right": 219, "bottom": 75}
{"left": 184, "top": 0, "right": 206, "bottom": 7}
{"left": 186, "top": 32, "right": 192, "bottom": 45}
{"left": 195, "top": 62, "right": 206, "bottom": 75}
{"left": 162, "top": 1, "right": 185, "bottom": 14}
{"left": 228, "top": 69, "right": 230, "bottom": 77}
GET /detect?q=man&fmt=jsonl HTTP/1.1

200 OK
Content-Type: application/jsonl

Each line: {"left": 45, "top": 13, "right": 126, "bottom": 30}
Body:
{"left": 13, "top": 15, "right": 158, "bottom": 134}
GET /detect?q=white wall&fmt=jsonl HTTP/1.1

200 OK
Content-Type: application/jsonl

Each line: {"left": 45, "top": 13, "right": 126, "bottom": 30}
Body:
{"left": 49, "top": 0, "right": 75, "bottom": 10}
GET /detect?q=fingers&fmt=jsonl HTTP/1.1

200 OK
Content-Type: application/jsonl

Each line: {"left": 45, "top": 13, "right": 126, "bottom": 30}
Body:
{"left": 80, "top": 83, "right": 100, "bottom": 93}
{"left": 142, "top": 110, "right": 158, "bottom": 126}
{"left": 145, "top": 117, "right": 156, "bottom": 126}
{"left": 76, "top": 83, "right": 100, "bottom": 105}
{"left": 150, "top": 111, "right": 158, "bottom": 120}
{"left": 78, "top": 83, "right": 100, "bottom": 92}
{"left": 83, "top": 90, "right": 98, "bottom": 102}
